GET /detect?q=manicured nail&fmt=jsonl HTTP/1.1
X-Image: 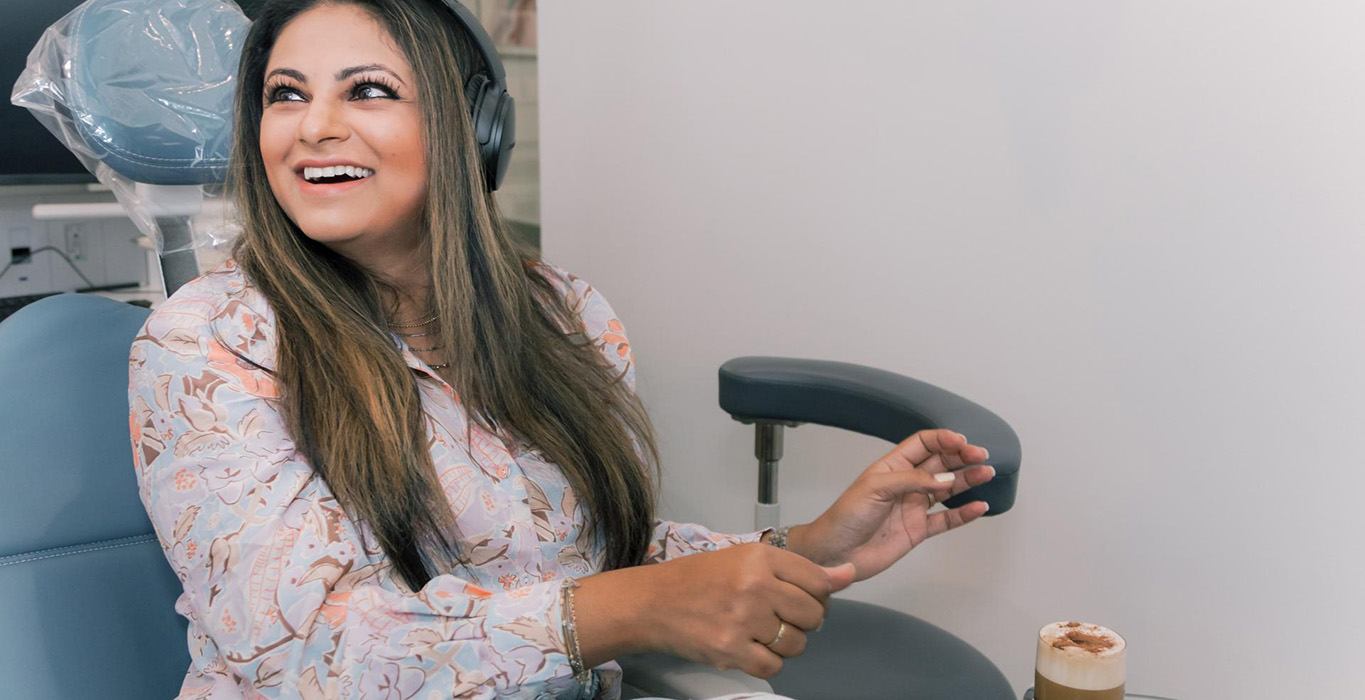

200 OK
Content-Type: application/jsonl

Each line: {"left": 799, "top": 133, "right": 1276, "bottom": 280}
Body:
{"left": 934, "top": 472, "right": 956, "bottom": 483}
{"left": 980, "top": 448, "right": 990, "bottom": 460}
{"left": 985, "top": 466, "right": 996, "bottom": 478}
{"left": 981, "top": 501, "right": 991, "bottom": 513}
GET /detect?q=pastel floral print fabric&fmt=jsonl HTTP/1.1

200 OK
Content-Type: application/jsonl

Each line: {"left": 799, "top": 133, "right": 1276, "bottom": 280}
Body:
{"left": 129, "top": 259, "right": 763, "bottom": 699}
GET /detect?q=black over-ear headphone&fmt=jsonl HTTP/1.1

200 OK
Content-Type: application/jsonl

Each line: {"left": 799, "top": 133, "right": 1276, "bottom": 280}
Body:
{"left": 435, "top": 0, "right": 516, "bottom": 192}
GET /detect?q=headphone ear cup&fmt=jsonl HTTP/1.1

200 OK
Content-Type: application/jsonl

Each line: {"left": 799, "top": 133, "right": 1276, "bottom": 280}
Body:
{"left": 489, "top": 92, "right": 515, "bottom": 191}
{"left": 463, "top": 73, "right": 514, "bottom": 191}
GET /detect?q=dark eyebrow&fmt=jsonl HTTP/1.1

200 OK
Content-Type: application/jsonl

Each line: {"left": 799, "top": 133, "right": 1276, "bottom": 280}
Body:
{"left": 264, "top": 64, "right": 407, "bottom": 85}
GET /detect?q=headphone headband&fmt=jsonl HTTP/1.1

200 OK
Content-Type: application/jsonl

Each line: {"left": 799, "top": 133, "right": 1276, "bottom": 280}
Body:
{"left": 434, "top": 0, "right": 516, "bottom": 192}
{"left": 437, "top": 0, "right": 507, "bottom": 86}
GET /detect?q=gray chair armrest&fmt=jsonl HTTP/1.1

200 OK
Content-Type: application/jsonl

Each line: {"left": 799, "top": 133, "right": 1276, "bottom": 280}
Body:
{"left": 617, "top": 652, "right": 773, "bottom": 699}
{"left": 718, "top": 356, "right": 1020, "bottom": 514}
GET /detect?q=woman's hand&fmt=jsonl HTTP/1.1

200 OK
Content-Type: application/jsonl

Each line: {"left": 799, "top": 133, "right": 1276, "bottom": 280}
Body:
{"left": 786, "top": 429, "right": 996, "bottom": 581}
{"left": 575, "top": 543, "right": 855, "bottom": 679}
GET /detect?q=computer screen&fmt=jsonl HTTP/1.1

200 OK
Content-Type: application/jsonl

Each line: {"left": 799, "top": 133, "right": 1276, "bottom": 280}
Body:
{"left": 2, "top": 0, "right": 97, "bottom": 185}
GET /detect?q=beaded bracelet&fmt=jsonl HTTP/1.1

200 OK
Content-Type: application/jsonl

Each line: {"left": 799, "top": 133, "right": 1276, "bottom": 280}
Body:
{"left": 559, "top": 577, "right": 591, "bottom": 686}
{"left": 767, "top": 525, "right": 792, "bottom": 550}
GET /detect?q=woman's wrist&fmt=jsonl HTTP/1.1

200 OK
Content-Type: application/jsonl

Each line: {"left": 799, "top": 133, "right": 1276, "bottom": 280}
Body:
{"left": 558, "top": 578, "right": 591, "bottom": 684}
{"left": 764, "top": 521, "right": 834, "bottom": 566}
{"left": 571, "top": 565, "right": 662, "bottom": 667}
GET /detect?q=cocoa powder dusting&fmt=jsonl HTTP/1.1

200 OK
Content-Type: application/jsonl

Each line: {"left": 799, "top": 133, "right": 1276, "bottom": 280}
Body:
{"left": 1050, "top": 629, "right": 1116, "bottom": 654}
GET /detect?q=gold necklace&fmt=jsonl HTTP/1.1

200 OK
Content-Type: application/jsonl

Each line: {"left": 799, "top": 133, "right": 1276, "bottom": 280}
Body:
{"left": 387, "top": 314, "right": 449, "bottom": 371}
{"left": 388, "top": 314, "right": 437, "bottom": 328}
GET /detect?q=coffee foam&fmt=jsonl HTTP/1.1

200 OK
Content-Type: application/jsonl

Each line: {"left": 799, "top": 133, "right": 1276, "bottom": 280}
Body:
{"left": 1035, "top": 621, "right": 1126, "bottom": 691}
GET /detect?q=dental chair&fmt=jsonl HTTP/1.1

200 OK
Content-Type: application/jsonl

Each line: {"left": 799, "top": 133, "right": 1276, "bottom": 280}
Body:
{"left": 2, "top": 1, "right": 1020, "bottom": 698}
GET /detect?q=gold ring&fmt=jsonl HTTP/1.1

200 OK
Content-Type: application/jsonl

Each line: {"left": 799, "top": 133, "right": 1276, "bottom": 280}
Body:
{"left": 765, "top": 621, "right": 787, "bottom": 648}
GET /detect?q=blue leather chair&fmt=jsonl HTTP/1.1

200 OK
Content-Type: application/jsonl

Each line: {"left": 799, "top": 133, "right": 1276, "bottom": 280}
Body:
{"left": 0, "top": 294, "right": 187, "bottom": 698}
{"left": 3, "top": 1, "right": 1021, "bottom": 697}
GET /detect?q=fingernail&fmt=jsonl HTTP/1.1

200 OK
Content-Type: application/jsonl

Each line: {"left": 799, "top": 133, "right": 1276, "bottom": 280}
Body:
{"left": 980, "top": 448, "right": 990, "bottom": 460}
{"left": 985, "top": 466, "right": 996, "bottom": 478}
{"left": 934, "top": 472, "right": 956, "bottom": 483}
{"left": 981, "top": 501, "right": 991, "bottom": 513}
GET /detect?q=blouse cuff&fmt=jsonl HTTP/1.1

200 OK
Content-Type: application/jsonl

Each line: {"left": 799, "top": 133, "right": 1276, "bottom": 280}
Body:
{"left": 645, "top": 520, "right": 769, "bottom": 563}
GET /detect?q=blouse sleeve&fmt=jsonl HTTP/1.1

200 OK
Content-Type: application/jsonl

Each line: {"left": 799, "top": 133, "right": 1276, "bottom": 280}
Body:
{"left": 537, "top": 263, "right": 767, "bottom": 565}
{"left": 128, "top": 304, "right": 580, "bottom": 698}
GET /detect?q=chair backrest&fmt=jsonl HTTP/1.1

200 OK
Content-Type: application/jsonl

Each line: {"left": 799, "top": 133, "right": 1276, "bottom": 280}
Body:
{"left": 0, "top": 294, "right": 188, "bottom": 699}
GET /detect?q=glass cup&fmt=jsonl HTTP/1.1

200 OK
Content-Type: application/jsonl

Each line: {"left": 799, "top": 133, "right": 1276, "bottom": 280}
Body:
{"left": 1033, "top": 621, "right": 1126, "bottom": 700}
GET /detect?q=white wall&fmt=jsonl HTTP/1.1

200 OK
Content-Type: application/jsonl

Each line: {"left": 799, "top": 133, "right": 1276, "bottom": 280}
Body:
{"left": 538, "top": 3, "right": 1365, "bottom": 697}
{"left": 0, "top": 186, "right": 149, "bottom": 297}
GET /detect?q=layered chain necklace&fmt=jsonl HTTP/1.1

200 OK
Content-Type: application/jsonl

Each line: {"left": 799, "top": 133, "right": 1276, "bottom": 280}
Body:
{"left": 387, "top": 313, "right": 449, "bottom": 370}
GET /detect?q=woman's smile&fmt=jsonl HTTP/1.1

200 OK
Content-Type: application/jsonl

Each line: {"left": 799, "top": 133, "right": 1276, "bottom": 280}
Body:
{"left": 294, "top": 160, "right": 377, "bottom": 197}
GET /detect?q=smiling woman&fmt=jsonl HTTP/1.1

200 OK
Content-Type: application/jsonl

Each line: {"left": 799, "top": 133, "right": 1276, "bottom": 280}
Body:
{"left": 125, "top": 1, "right": 995, "bottom": 698}
{"left": 132, "top": 0, "right": 666, "bottom": 695}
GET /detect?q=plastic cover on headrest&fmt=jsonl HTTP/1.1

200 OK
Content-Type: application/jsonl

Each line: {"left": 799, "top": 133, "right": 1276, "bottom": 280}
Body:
{"left": 9, "top": 0, "right": 248, "bottom": 255}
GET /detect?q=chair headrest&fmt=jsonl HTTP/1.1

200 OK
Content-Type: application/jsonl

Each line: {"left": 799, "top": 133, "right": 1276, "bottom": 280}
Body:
{"left": 17, "top": 0, "right": 248, "bottom": 185}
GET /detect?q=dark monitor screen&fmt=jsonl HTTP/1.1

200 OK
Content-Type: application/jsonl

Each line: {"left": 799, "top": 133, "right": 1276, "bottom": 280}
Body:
{"left": 2, "top": 0, "right": 96, "bottom": 185}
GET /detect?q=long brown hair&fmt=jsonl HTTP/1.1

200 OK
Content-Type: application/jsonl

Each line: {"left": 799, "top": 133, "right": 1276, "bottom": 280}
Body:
{"left": 227, "top": 0, "right": 658, "bottom": 590}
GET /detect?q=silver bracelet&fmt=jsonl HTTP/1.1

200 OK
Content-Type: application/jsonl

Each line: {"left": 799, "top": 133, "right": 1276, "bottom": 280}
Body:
{"left": 559, "top": 577, "right": 591, "bottom": 685}
{"left": 767, "top": 525, "right": 792, "bottom": 550}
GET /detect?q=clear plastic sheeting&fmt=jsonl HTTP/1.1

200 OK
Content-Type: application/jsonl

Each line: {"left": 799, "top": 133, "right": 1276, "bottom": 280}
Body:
{"left": 10, "top": 0, "right": 249, "bottom": 255}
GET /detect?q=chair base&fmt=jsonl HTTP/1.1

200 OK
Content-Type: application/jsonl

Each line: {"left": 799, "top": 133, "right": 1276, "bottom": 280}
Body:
{"left": 769, "top": 598, "right": 1015, "bottom": 700}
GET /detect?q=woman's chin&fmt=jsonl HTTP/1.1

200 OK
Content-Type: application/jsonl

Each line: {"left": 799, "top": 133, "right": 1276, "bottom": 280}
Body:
{"left": 294, "top": 223, "right": 366, "bottom": 248}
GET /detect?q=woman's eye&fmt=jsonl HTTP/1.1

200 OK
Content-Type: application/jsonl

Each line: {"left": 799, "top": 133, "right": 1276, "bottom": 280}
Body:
{"left": 266, "top": 85, "right": 303, "bottom": 103}
{"left": 353, "top": 81, "right": 397, "bottom": 100}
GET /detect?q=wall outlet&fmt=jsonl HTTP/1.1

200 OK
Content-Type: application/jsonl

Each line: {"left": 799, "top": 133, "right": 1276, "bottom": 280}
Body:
{"left": 9, "top": 246, "right": 32, "bottom": 264}
{"left": 64, "top": 223, "right": 87, "bottom": 261}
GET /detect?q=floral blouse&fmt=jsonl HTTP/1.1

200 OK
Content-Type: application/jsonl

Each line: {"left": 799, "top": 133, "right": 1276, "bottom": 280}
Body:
{"left": 127, "top": 258, "right": 763, "bottom": 699}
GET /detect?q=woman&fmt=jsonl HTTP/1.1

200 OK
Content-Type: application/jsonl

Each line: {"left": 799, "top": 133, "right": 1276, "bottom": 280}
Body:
{"left": 127, "top": 0, "right": 997, "bottom": 697}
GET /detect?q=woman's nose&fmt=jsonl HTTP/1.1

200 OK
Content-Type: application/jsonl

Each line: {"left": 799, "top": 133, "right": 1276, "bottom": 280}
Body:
{"left": 297, "top": 98, "right": 349, "bottom": 144}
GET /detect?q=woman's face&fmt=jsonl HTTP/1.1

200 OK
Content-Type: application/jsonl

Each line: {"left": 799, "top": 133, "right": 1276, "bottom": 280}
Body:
{"left": 259, "top": 3, "right": 427, "bottom": 260}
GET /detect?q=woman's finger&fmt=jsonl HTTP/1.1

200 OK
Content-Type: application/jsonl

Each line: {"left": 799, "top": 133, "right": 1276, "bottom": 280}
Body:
{"left": 756, "top": 618, "right": 809, "bottom": 659}
{"left": 883, "top": 430, "right": 988, "bottom": 471}
{"left": 929, "top": 464, "right": 997, "bottom": 500}
{"left": 768, "top": 580, "right": 826, "bottom": 631}
{"left": 740, "top": 642, "right": 785, "bottom": 679}
{"left": 916, "top": 452, "right": 959, "bottom": 474}
{"left": 881, "top": 430, "right": 954, "bottom": 467}
{"left": 925, "top": 500, "right": 990, "bottom": 538}
{"left": 767, "top": 547, "right": 837, "bottom": 601}
{"left": 863, "top": 468, "right": 957, "bottom": 503}
{"left": 915, "top": 442, "right": 990, "bottom": 474}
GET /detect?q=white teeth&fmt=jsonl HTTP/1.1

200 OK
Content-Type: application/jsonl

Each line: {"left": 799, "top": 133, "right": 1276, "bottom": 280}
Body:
{"left": 303, "top": 165, "right": 374, "bottom": 182}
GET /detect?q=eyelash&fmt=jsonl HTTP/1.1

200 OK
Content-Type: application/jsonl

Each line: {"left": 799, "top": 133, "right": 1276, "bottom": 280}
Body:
{"left": 264, "top": 76, "right": 401, "bottom": 104}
